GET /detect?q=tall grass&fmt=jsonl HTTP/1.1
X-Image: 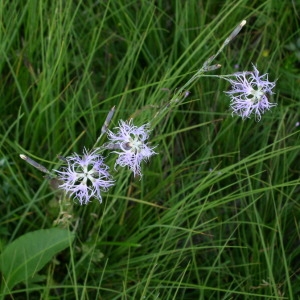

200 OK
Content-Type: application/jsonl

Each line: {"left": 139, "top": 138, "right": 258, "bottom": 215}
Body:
{"left": 1, "top": 0, "right": 300, "bottom": 299}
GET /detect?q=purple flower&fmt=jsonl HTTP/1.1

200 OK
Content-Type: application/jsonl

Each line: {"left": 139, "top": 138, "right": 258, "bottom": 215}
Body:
{"left": 55, "top": 148, "right": 114, "bottom": 205}
{"left": 224, "top": 64, "right": 276, "bottom": 120}
{"left": 106, "top": 120, "right": 157, "bottom": 177}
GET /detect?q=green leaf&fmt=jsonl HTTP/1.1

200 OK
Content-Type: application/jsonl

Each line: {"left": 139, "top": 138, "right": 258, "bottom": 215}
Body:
{"left": 0, "top": 228, "right": 75, "bottom": 290}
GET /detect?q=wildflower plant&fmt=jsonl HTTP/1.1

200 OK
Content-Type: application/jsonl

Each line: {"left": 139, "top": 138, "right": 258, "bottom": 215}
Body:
{"left": 105, "top": 120, "right": 157, "bottom": 177}
{"left": 20, "top": 149, "right": 115, "bottom": 206}
{"left": 20, "top": 19, "right": 277, "bottom": 207}
{"left": 54, "top": 148, "right": 114, "bottom": 205}
{"left": 20, "top": 109, "right": 157, "bottom": 206}
{"left": 223, "top": 64, "right": 276, "bottom": 120}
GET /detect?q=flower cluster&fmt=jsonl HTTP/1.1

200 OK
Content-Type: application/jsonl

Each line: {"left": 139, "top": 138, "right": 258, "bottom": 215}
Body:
{"left": 23, "top": 64, "right": 276, "bottom": 206}
{"left": 224, "top": 64, "right": 276, "bottom": 120}
{"left": 20, "top": 20, "right": 280, "bottom": 209}
{"left": 54, "top": 120, "right": 157, "bottom": 204}
{"left": 105, "top": 120, "right": 157, "bottom": 177}
{"left": 21, "top": 21, "right": 279, "bottom": 207}
{"left": 55, "top": 148, "right": 114, "bottom": 205}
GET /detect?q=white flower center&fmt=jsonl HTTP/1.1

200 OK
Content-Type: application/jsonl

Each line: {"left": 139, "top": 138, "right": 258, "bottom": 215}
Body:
{"left": 250, "top": 86, "right": 264, "bottom": 103}
{"left": 75, "top": 164, "right": 97, "bottom": 184}
{"left": 129, "top": 135, "right": 143, "bottom": 154}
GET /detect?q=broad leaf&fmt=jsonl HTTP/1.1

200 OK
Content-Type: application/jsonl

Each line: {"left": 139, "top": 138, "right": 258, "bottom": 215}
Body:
{"left": 0, "top": 228, "right": 75, "bottom": 289}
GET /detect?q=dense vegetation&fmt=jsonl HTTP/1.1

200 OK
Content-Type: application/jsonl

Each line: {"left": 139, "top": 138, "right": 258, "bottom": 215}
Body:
{"left": 1, "top": 0, "right": 300, "bottom": 299}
